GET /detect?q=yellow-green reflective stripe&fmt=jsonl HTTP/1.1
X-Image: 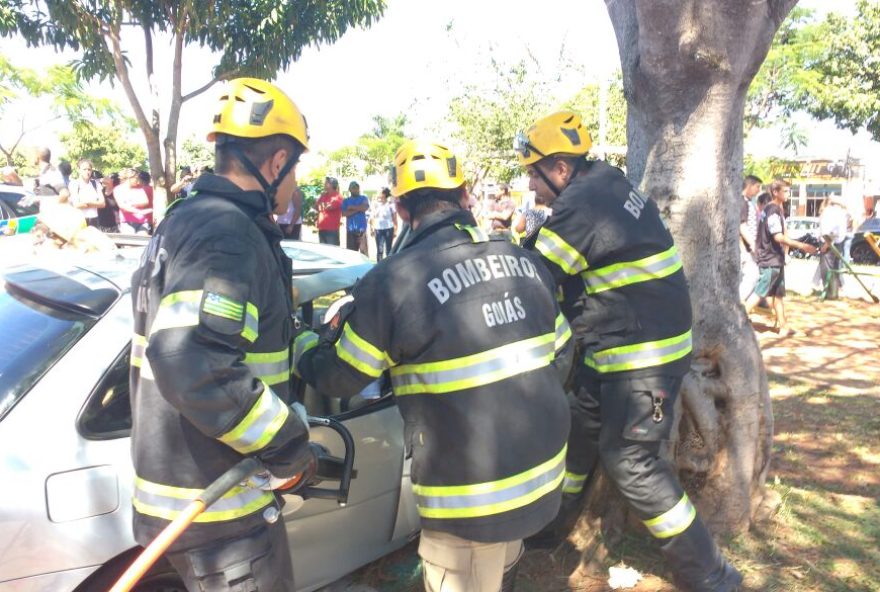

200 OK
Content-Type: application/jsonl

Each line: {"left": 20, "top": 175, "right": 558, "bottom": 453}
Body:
{"left": 585, "top": 330, "right": 692, "bottom": 373}
{"left": 562, "top": 471, "right": 587, "bottom": 494}
{"left": 643, "top": 493, "right": 697, "bottom": 539}
{"left": 554, "top": 314, "right": 571, "bottom": 352}
{"left": 535, "top": 227, "right": 588, "bottom": 275}
{"left": 455, "top": 223, "right": 488, "bottom": 243}
{"left": 217, "top": 383, "right": 289, "bottom": 454}
{"left": 291, "top": 331, "right": 319, "bottom": 378}
{"left": 335, "top": 324, "right": 390, "bottom": 378}
{"left": 242, "top": 302, "right": 259, "bottom": 343}
{"left": 244, "top": 349, "right": 289, "bottom": 386}
{"left": 582, "top": 246, "right": 682, "bottom": 294}
{"left": 390, "top": 333, "right": 555, "bottom": 396}
{"left": 133, "top": 477, "right": 273, "bottom": 523}
{"left": 131, "top": 333, "right": 147, "bottom": 368}
{"left": 413, "top": 445, "right": 566, "bottom": 519}
{"left": 150, "top": 290, "right": 202, "bottom": 334}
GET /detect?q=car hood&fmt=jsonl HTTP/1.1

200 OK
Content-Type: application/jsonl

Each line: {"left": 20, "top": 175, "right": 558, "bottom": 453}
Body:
{"left": 291, "top": 263, "right": 374, "bottom": 305}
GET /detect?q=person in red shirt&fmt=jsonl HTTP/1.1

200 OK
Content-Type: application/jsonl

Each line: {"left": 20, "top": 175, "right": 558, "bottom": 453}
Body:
{"left": 316, "top": 176, "right": 343, "bottom": 245}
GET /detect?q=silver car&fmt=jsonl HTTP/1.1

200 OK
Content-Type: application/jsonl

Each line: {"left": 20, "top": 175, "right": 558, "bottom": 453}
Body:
{"left": 0, "top": 243, "right": 420, "bottom": 592}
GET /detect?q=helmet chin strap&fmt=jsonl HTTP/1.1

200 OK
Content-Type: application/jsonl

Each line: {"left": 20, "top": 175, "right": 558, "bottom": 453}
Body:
{"left": 227, "top": 143, "right": 298, "bottom": 213}
{"left": 536, "top": 157, "right": 585, "bottom": 198}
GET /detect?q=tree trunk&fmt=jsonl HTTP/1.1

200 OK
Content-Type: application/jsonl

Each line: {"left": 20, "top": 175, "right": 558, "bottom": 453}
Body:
{"left": 570, "top": 0, "right": 799, "bottom": 567}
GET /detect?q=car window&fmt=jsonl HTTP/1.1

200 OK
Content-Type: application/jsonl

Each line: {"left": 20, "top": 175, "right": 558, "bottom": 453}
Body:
{"left": 0, "top": 191, "right": 38, "bottom": 217}
{"left": 0, "top": 282, "right": 96, "bottom": 422}
{"left": 78, "top": 347, "right": 132, "bottom": 439}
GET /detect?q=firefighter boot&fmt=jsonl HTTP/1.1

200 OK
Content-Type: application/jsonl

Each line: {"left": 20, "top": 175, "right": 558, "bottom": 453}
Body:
{"left": 661, "top": 519, "right": 742, "bottom": 592}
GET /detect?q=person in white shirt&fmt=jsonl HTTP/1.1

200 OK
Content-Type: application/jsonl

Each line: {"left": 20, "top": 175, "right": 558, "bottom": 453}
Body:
{"left": 67, "top": 159, "right": 105, "bottom": 227}
{"left": 370, "top": 187, "right": 397, "bottom": 260}
{"left": 812, "top": 195, "right": 849, "bottom": 298}
{"left": 33, "top": 147, "right": 68, "bottom": 203}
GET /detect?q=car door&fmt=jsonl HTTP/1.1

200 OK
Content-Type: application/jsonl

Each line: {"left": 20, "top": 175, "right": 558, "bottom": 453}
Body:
{"left": 75, "top": 296, "right": 418, "bottom": 592}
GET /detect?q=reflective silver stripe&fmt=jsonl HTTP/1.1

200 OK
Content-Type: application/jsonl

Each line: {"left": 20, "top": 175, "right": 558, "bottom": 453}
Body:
{"left": 643, "top": 493, "right": 697, "bottom": 539}
{"left": 412, "top": 446, "right": 566, "bottom": 519}
{"left": 217, "top": 385, "right": 290, "bottom": 454}
{"left": 244, "top": 350, "right": 289, "bottom": 386}
{"left": 562, "top": 471, "right": 587, "bottom": 494}
{"left": 292, "top": 331, "right": 318, "bottom": 361}
{"left": 586, "top": 330, "right": 693, "bottom": 374}
{"left": 131, "top": 334, "right": 147, "bottom": 367}
{"left": 140, "top": 356, "right": 155, "bottom": 380}
{"left": 335, "top": 324, "right": 390, "bottom": 378}
{"left": 390, "top": 333, "right": 555, "bottom": 396}
{"left": 150, "top": 291, "right": 201, "bottom": 334}
{"left": 582, "top": 246, "right": 682, "bottom": 294}
{"left": 555, "top": 314, "right": 572, "bottom": 352}
{"left": 535, "top": 227, "right": 588, "bottom": 275}
{"left": 133, "top": 477, "right": 273, "bottom": 523}
{"left": 291, "top": 331, "right": 319, "bottom": 378}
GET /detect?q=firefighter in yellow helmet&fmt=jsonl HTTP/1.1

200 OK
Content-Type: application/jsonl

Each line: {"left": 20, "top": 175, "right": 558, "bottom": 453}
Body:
{"left": 292, "top": 140, "right": 574, "bottom": 592}
{"left": 129, "top": 78, "right": 318, "bottom": 591}
{"left": 514, "top": 111, "right": 742, "bottom": 591}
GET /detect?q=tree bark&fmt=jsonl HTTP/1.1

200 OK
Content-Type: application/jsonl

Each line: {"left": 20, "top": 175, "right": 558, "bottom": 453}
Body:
{"left": 570, "top": 0, "right": 799, "bottom": 561}
{"left": 104, "top": 11, "right": 163, "bottom": 187}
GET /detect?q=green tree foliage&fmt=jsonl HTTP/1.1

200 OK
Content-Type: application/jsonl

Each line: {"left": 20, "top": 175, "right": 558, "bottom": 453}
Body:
{"left": 321, "top": 113, "right": 408, "bottom": 181}
{"left": 60, "top": 124, "right": 147, "bottom": 174}
{"left": 564, "top": 74, "right": 628, "bottom": 148}
{"left": 179, "top": 135, "right": 214, "bottom": 169}
{"left": 1, "top": 0, "right": 387, "bottom": 189}
{"left": 746, "top": 7, "right": 827, "bottom": 134}
{"left": 299, "top": 181, "right": 322, "bottom": 226}
{"left": 805, "top": 0, "right": 880, "bottom": 140}
{"left": 0, "top": 53, "right": 118, "bottom": 165}
{"left": 447, "top": 61, "right": 547, "bottom": 187}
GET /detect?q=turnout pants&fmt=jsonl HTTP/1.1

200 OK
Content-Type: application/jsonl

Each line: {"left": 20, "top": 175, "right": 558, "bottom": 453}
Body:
{"left": 419, "top": 529, "right": 522, "bottom": 592}
{"left": 166, "top": 520, "right": 294, "bottom": 592}
{"left": 563, "top": 374, "right": 741, "bottom": 592}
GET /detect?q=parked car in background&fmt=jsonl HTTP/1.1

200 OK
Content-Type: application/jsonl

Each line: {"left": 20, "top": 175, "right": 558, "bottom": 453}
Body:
{"left": 0, "top": 243, "right": 419, "bottom": 592}
{"left": 0, "top": 184, "right": 38, "bottom": 236}
{"left": 850, "top": 216, "right": 880, "bottom": 265}
{"left": 785, "top": 216, "right": 822, "bottom": 259}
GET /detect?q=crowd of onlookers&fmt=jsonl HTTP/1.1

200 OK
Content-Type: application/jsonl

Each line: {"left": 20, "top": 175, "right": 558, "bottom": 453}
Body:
{"left": 738, "top": 175, "right": 859, "bottom": 335}
{"left": 2, "top": 146, "right": 555, "bottom": 263}
{"left": 3, "top": 147, "right": 155, "bottom": 235}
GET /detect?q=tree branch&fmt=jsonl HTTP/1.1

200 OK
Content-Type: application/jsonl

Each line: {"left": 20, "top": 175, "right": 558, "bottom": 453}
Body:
{"left": 105, "top": 13, "right": 155, "bottom": 150}
{"left": 768, "top": 0, "right": 801, "bottom": 29}
{"left": 182, "top": 76, "right": 224, "bottom": 103}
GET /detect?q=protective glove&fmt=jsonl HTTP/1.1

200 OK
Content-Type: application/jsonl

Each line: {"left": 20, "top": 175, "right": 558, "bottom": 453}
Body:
{"left": 290, "top": 401, "right": 309, "bottom": 436}
{"left": 248, "top": 442, "right": 325, "bottom": 492}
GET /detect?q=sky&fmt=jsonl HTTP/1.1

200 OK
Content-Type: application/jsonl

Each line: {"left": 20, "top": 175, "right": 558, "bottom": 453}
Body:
{"left": 1, "top": 0, "right": 875, "bottom": 182}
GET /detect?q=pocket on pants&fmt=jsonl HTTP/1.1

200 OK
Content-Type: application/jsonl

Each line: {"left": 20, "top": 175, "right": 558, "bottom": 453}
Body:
{"left": 621, "top": 387, "right": 675, "bottom": 442}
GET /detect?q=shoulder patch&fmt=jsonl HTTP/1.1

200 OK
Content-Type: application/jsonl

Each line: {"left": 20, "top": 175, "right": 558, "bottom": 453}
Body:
{"left": 203, "top": 291, "right": 245, "bottom": 321}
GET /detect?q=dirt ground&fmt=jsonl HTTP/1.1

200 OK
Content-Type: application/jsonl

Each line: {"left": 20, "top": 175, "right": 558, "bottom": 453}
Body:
{"left": 348, "top": 295, "right": 880, "bottom": 592}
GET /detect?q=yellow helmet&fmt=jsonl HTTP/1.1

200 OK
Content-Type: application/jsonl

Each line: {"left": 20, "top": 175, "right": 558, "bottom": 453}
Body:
{"left": 391, "top": 140, "right": 465, "bottom": 197}
{"left": 207, "top": 78, "right": 309, "bottom": 150}
{"left": 514, "top": 111, "right": 592, "bottom": 166}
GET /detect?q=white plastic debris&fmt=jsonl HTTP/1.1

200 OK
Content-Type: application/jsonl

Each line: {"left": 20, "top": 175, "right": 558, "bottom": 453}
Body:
{"left": 608, "top": 564, "right": 643, "bottom": 589}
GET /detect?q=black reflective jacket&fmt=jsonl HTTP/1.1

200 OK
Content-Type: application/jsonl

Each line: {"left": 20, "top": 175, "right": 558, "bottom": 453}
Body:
{"left": 526, "top": 161, "right": 693, "bottom": 380}
{"left": 129, "top": 175, "right": 309, "bottom": 551}
{"left": 295, "top": 209, "right": 572, "bottom": 543}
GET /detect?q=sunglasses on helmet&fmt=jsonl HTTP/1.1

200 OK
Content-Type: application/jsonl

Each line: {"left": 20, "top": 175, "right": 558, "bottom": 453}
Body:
{"left": 513, "top": 131, "right": 545, "bottom": 159}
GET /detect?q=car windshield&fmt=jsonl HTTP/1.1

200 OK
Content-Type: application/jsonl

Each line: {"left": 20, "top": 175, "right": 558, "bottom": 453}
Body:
{"left": 0, "top": 280, "right": 95, "bottom": 422}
